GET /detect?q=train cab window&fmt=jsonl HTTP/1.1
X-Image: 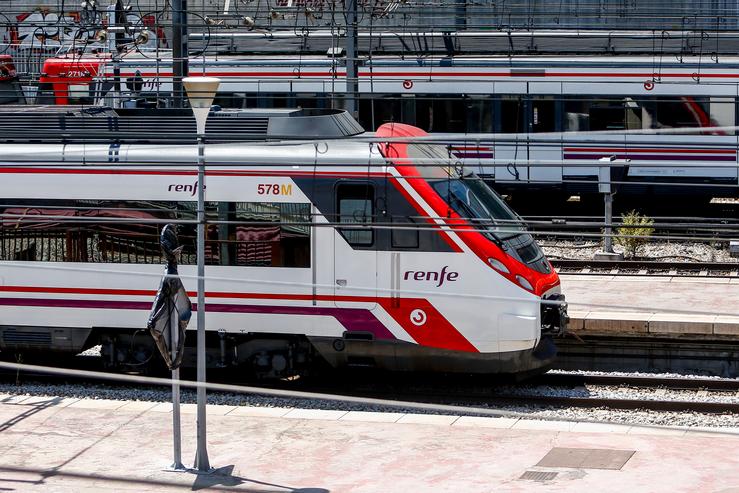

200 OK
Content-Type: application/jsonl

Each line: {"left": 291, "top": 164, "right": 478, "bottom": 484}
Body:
{"left": 391, "top": 217, "right": 419, "bottom": 249}
{"left": 337, "top": 184, "right": 374, "bottom": 247}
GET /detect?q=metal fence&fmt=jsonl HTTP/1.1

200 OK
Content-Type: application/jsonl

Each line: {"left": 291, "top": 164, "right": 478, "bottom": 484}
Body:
{"left": 5, "top": 45, "right": 59, "bottom": 78}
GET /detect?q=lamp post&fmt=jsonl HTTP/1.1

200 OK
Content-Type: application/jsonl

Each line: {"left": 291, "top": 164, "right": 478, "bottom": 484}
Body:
{"left": 183, "top": 76, "right": 220, "bottom": 472}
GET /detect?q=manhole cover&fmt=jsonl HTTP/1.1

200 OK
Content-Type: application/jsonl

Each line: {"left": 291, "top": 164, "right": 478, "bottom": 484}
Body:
{"left": 519, "top": 471, "right": 558, "bottom": 482}
{"left": 537, "top": 447, "right": 635, "bottom": 470}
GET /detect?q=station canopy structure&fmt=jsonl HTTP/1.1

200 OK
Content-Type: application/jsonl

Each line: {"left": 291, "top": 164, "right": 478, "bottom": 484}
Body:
{"left": 5, "top": 0, "right": 739, "bottom": 64}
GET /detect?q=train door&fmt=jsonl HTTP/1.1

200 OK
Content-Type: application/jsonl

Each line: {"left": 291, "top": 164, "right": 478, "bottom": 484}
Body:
{"left": 529, "top": 96, "right": 563, "bottom": 184}
{"left": 494, "top": 96, "right": 530, "bottom": 182}
{"left": 333, "top": 182, "right": 377, "bottom": 308}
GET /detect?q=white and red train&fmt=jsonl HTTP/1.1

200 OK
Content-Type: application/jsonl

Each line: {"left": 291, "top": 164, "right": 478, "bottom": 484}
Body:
{"left": 33, "top": 53, "right": 739, "bottom": 198}
{"left": 0, "top": 113, "right": 567, "bottom": 377}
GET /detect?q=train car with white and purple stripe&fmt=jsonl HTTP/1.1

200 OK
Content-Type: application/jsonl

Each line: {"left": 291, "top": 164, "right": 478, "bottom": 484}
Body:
{"left": 0, "top": 111, "right": 567, "bottom": 378}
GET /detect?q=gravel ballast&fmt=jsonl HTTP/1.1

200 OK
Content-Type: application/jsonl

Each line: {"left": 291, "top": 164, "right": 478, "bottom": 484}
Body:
{"left": 2, "top": 371, "right": 739, "bottom": 430}
{"left": 541, "top": 240, "right": 738, "bottom": 263}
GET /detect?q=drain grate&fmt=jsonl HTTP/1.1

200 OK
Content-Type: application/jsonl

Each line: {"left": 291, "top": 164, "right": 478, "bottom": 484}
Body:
{"left": 519, "top": 470, "right": 558, "bottom": 482}
{"left": 537, "top": 448, "right": 635, "bottom": 470}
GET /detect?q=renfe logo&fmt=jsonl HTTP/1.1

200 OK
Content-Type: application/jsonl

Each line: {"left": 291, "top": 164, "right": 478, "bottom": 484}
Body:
{"left": 168, "top": 181, "right": 205, "bottom": 197}
{"left": 403, "top": 266, "right": 459, "bottom": 287}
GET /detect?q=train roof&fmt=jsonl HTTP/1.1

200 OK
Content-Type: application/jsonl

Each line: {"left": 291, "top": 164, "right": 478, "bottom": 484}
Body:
{"left": 0, "top": 137, "right": 384, "bottom": 168}
{"left": 50, "top": 26, "right": 739, "bottom": 58}
{"left": 0, "top": 106, "right": 365, "bottom": 144}
{"left": 56, "top": 52, "right": 739, "bottom": 70}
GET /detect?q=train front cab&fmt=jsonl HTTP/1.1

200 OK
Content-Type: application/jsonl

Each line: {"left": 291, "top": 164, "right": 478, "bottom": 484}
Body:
{"left": 312, "top": 123, "right": 568, "bottom": 375}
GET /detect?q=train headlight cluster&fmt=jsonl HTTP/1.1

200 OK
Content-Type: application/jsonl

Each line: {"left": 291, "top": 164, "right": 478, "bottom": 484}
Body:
{"left": 487, "top": 257, "right": 509, "bottom": 274}
{"left": 516, "top": 275, "right": 533, "bottom": 292}
{"left": 487, "top": 257, "right": 535, "bottom": 292}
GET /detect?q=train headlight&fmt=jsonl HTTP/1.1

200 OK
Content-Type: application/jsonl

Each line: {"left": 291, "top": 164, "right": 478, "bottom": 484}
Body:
{"left": 487, "top": 257, "right": 509, "bottom": 274}
{"left": 516, "top": 275, "right": 533, "bottom": 291}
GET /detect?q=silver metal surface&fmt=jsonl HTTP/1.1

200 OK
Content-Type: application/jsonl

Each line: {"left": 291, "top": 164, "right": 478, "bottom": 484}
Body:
{"left": 536, "top": 447, "right": 635, "bottom": 470}
{"left": 172, "top": 0, "right": 188, "bottom": 108}
{"left": 345, "top": 0, "right": 358, "bottom": 118}
{"left": 519, "top": 471, "right": 558, "bottom": 481}
{"left": 170, "top": 299, "right": 184, "bottom": 470}
{"left": 604, "top": 192, "right": 614, "bottom": 253}
{"left": 194, "top": 134, "right": 210, "bottom": 471}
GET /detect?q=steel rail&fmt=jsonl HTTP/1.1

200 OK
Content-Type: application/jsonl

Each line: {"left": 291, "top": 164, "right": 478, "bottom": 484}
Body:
{"left": 535, "top": 372, "right": 739, "bottom": 392}
{"left": 241, "top": 380, "right": 739, "bottom": 415}
{"left": 552, "top": 259, "right": 739, "bottom": 275}
{"left": 3, "top": 361, "right": 738, "bottom": 414}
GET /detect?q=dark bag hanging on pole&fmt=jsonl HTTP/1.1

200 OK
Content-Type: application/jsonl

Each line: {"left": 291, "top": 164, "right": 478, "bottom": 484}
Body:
{"left": 147, "top": 224, "right": 192, "bottom": 370}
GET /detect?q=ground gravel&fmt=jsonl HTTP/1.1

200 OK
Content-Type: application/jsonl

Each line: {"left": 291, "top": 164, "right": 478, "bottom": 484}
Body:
{"left": 541, "top": 239, "right": 738, "bottom": 263}
{"left": 3, "top": 370, "right": 739, "bottom": 429}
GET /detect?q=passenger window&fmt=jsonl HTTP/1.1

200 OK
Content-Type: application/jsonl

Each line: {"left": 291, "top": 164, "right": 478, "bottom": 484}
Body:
{"left": 337, "top": 184, "right": 374, "bottom": 247}
{"left": 499, "top": 96, "right": 526, "bottom": 133}
{"left": 532, "top": 97, "right": 556, "bottom": 132}
{"left": 0, "top": 200, "right": 311, "bottom": 267}
{"left": 465, "top": 96, "right": 494, "bottom": 133}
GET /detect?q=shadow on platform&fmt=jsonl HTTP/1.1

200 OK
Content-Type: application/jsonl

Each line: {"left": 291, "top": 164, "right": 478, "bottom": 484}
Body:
{"left": 0, "top": 465, "right": 329, "bottom": 492}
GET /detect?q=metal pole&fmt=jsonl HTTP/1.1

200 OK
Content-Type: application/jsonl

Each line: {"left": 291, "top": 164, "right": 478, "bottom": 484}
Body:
{"left": 172, "top": 0, "right": 189, "bottom": 108}
{"left": 345, "top": 0, "right": 358, "bottom": 118}
{"left": 194, "top": 134, "right": 210, "bottom": 471}
{"left": 604, "top": 192, "right": 614, "bottom": 253}
{"left": 111, "top": 0, "right": 125, "bottom": 107}
{"left": 170, "top": 297, "right": 184, "bottom": 470}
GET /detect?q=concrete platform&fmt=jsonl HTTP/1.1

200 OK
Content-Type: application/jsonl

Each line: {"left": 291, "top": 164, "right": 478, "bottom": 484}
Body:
{"left": 560, "top": 275, "right": 739, "bottom": 336}
{"left": 1, "top": 395, "right": 739, "bottom": 492}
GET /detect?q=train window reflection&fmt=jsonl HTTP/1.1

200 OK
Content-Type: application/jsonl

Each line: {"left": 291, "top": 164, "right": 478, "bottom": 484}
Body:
{"left": 391, "top": 217, "right": 419, "bottom": 249}
{"left": 0, "top": 200, "right": 311, "bottom": 268}
{"left": 337, "top": 184, "right": 374, "bottom": 247}
{"left": 564, "top": 96, "right": 735, "bottom": 134}
{"left": 532, "top": 97, "right": 556, "bottom": 133}
{"left": 465, "top": 96, "right": 494, "bottom": 133}
{"left": 500, "top": 96, "right": 526, "bottom": 133}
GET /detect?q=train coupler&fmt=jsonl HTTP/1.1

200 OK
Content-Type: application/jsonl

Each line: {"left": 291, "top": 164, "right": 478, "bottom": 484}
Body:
{"left": 541, "top": 293, "right": 569, "bottom": 337}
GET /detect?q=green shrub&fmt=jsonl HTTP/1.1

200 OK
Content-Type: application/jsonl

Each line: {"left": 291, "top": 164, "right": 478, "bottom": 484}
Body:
{"left": 615, "top": 210, "right": 655, "bottom": 258}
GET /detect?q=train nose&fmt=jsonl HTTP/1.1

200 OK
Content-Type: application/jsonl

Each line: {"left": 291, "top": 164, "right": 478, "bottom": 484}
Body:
{"left": 541, "top": 293, "right": 568, "bottom": 336}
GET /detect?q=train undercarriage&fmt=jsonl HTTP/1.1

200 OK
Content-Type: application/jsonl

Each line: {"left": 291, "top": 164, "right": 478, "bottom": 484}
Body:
{"left": 0, "top": 324, "right": 559, "bottom": 379}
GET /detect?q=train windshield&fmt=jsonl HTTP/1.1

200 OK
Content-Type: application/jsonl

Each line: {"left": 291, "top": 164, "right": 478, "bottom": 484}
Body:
{"left": 406, "top": 144, "right": 550, "bottom": 273}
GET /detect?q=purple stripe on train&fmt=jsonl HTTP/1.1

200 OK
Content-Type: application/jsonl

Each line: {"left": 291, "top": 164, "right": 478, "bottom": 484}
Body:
{"left": 0, "top": 297, "right": 397, "bottom": 340}
{"left": 452, "top": 152, "right": 495, "bottom": 159}
{"left": 564, "top": 153, "right": 736, "bottom": 162}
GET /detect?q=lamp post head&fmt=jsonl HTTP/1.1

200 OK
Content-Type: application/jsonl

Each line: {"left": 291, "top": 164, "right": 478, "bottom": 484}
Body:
{"left": 183, "top": 76, "right": 221, "bottom": 135}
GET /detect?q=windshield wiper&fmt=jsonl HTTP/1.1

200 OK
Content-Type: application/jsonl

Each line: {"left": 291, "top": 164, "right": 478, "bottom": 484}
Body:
{"left": 470, "top": 217, "right": 507, "bottom": 250}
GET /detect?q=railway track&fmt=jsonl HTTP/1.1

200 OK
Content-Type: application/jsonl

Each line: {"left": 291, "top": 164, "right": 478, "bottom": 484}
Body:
{"left": 3, "top": 359, "right": 738, "bottom": 415}
{"left": 551, "top": 259, "right": 739, "bottom": 277}
{"left": 535, "top": 372, "right": 739, "bottom": 392}
{"left": 259, "top": 371, "right": 739, "bottom": 415}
